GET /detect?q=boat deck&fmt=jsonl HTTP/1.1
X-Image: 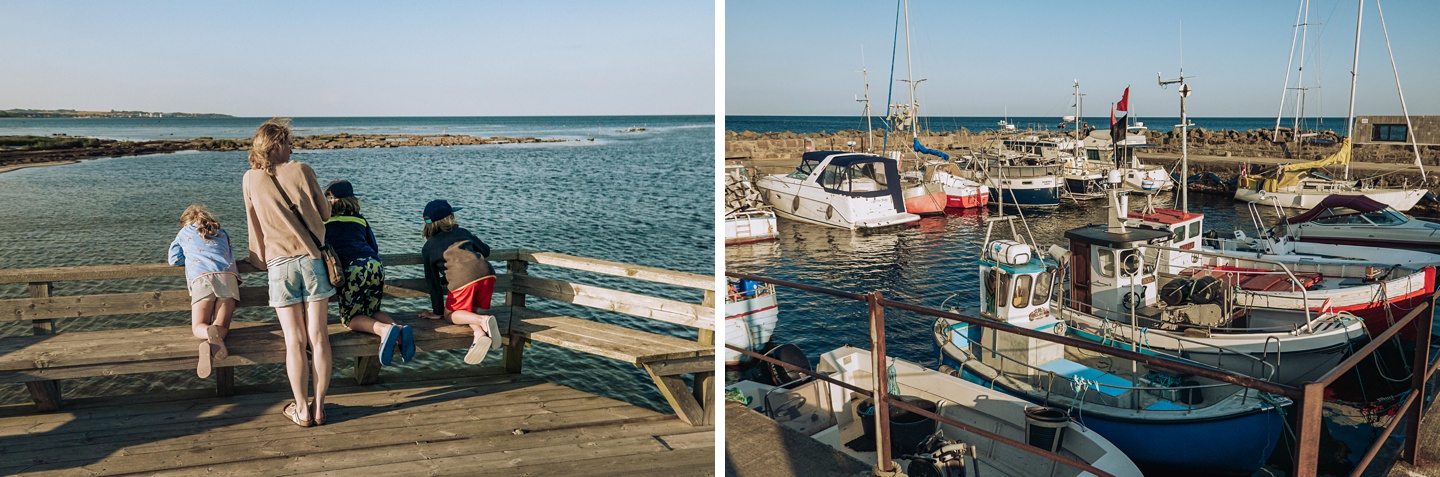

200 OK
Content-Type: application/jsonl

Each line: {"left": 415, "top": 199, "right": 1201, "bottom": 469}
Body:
{"left": 0, "top": 370, "right": 714, "bottom": 476}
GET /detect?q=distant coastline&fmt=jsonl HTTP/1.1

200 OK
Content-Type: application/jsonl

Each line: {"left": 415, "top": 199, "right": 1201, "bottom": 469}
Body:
{"left": 0, "top": 109, "right": 232, "bottom": 119}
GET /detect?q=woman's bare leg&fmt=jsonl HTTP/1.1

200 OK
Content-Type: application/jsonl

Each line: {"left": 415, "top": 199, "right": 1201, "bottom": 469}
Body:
{"left": 275, "top": 303, "right": 311, "bottom": 422}
{"left": 305, "top": 298, "right": 331, "bottom": 423}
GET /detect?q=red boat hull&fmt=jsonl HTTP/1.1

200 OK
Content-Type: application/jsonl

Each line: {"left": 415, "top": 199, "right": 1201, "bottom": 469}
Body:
{"left": 945, "top": 191, "right": 989, "bottom": 209}
{"left": 906, "top": 191, "right": 948, "bottom": 216}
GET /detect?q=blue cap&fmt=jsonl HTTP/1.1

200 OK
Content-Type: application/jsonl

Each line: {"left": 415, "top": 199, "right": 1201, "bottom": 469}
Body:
{"left": 325, "top": 180, "right": 355, "bottom": 199}
{"left": 423, "top": 199, "right": 462, "bottom": 223}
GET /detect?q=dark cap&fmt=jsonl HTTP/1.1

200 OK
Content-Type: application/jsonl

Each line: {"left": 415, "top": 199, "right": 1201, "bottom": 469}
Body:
{"left": 325, "top": 180, "right": 355, "bottom": 199}
{"left": 423, "top": 199, "right": 462, "bottom": 223}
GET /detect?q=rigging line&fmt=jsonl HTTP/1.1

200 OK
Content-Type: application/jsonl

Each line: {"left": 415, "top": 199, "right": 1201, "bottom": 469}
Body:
{"left": 1373, "top": 0, "right": 1426, "bottom": 182}
{"left": 1274, "top": 0, "right": 1305, "bottom": 142}
{"left": 882, "top": 0, "right": 902, "bottom": 156}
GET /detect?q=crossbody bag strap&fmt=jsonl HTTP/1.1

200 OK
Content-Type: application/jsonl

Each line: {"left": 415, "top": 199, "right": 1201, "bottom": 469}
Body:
{"left": 267, "top": 174, "right": 325, "bottom": 250}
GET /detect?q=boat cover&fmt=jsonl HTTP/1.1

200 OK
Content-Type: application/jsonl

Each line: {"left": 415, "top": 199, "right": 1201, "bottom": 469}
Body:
{"left": 801, "top": 151, "right": 907, "bottom": 212}
{"left": 913, "top": 138, "right": 950, "bottom": 161}
{"left": 1286, "top": 194, "right": 1389, "bottom": 224}
{"left": 1270, "top": 138, "right": 1351, "bottom": 191}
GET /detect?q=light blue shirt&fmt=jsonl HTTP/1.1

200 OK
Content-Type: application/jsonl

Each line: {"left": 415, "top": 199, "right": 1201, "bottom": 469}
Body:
{"left": 168, "top": 224, "right": 239, "bottom": 283}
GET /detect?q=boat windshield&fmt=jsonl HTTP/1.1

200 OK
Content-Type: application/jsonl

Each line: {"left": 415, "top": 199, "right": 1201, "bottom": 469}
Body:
{"left": 787, "top": 159, "right": 820, "bottom": 180}
{"left": 819, "top": 160, "right": 893, "bottom": 195}
{"left": 1361, "top": 209, "right": 1408, "bottom": 225}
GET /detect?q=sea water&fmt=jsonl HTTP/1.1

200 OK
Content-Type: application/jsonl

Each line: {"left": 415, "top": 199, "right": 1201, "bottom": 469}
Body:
{"left": 0, "top": 115, "right": 713, "bottom": 412}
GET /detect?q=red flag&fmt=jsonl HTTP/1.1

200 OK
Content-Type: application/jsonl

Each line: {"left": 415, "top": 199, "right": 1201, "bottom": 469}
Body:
{"left": 1116, "top": 87, "right": 1130, "bottom": 112}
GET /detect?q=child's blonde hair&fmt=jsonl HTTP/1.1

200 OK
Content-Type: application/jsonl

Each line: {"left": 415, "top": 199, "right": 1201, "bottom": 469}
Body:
{"left": 181, "top": 204, "right": 221, "bottom": 239}
{"left": 248, "top": 118, "right": 292, "bottom": 175}
{"left": 331, "top": 196, "right": 361, "bottom": 216}
{"left": 422, "top": 215, "right": 456, "bottom": 239}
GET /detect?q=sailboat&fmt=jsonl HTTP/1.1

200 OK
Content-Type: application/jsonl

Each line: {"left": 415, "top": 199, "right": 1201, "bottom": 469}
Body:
{"left": 1235, "top": 0, "right": 1428, "bottom": 211}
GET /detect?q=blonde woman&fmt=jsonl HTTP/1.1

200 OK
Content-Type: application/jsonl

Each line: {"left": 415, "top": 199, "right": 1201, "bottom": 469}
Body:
{"left": 241, "top": 118, "right": 334, "bottom": 427}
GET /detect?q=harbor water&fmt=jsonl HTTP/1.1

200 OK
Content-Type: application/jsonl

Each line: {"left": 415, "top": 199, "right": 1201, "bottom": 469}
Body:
{"left": 0, "top": 115, "right": 714, "bottom": 412}
{"left": 726, "top": 193, "right": 1439, "bottom": 476}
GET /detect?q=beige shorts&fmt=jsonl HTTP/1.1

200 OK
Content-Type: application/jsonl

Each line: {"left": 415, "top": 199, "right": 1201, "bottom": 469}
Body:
{"left": 190, "top": 273, "right": 241, "bottom": 304}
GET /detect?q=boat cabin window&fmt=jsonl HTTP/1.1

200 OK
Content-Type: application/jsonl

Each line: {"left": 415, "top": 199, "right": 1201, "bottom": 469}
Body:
{"left": 1096, "top": 247, "right": 1115, "bottom": 278}
{"left": 1188, "top": 222, "right": 1201, "bottom": 240}
{"left": 818, "top": 165, "right": 849, "bottom": 191}
{"left": 853, "top": 162, "right": 892, "bottom": 190}
{"left": 1314, "top": 213, "right": 1367, "bottom": 225}
{"left": 788, "top": 159, "right": 818, "bottom": 180}
{"left": 1172, "top": 226, "right": 1187, "bottom": 242}
{"left": 1013, "top": 274, "right": 1032, "bottom": 308}
{"left": 983, "top": 268, "right": 1011, "bottom": 316}
{"left": 1032, "top": 269, "right": 1053, "bottom": 307}
{"left": 1362, "top": 209, "right": 1406, "bottom": 225}
{"left": 1118, "top": 249, "right": 1142, "bottom": 277}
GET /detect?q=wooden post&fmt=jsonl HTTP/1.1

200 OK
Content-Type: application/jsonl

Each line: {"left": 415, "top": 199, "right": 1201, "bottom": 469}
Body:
{"left": 25, "top": 282, "right": 63, "bottom": 412}
{"left": 353, "top": 356, "right": 382, "bottom": 385}
{"left": 1404, "top": 294, "right": 1435, "bottom": 464}
{"left": 215, "top": 366, "right": 235, "bottom": 397}
{"left": 693, "top": 289, "right": 715, "bottom": 418}
{"left": 503, "top": 259, "right": 529, "bottom": 374}
{"left": 1293, "top": 382, "right": 1326, "bottom": 476}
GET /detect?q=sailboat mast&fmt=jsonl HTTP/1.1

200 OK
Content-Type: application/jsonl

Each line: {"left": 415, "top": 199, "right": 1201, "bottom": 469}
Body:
{"left": 1344, "top": 0, "right": 1363, "bottom": 180}
{"left": 903, "top": 0, "right": 917, "bottom": 142}
{"left": 1294, "top": 0, "right": 1310, "bottom": 141}
{"left": 1274, "top": 0, "right": 1304, "bottom": 142}
{"left": 863, "top": 65, "right": 874, "bottom": 153}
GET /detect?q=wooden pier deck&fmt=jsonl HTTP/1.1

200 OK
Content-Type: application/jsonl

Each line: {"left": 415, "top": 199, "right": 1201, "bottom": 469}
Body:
{"left": 0, "top": 370, "right": 714, "bottom": 476}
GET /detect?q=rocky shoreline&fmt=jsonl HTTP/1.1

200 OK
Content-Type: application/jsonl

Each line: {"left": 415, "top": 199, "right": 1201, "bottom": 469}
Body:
{"left": 0, "top": 133, "right": 573, "bottom": 171}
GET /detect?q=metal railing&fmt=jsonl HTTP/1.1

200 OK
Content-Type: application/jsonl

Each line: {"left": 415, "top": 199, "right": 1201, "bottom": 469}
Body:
{"left": 726, "top": 271, "right": 1439, "bottom": 477}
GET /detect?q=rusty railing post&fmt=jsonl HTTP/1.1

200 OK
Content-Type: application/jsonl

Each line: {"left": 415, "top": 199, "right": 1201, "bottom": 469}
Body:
{"left": 868, "top": 291, "right": 894, "bottom": 474}
{"left": 1405, "top": 292, "right": 1436, "bottom": 464}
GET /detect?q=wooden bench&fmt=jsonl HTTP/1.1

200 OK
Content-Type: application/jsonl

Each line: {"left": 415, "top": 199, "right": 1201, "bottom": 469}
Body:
{"left": 0, "top": 249, "right": 715, "bottom": 426}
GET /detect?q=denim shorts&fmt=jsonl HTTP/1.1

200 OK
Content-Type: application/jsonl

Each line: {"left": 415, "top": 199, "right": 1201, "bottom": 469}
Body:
{"left": 267, "top": 255, "right": 337, "bottom": 308}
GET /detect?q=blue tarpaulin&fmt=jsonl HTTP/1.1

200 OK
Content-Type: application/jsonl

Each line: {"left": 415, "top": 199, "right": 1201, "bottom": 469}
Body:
{"left": 913, "top": 138, "right": 949, "bottom": 161}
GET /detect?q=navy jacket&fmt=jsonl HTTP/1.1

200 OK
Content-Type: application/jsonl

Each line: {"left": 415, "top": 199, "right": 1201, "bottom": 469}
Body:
{"left": 324, "top": 214, "right": 380, "bottom": 265}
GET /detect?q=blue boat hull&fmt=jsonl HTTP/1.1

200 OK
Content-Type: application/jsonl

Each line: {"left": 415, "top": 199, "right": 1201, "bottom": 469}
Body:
{"left": 989, "top": 185, "right": 1062, "bottom": 208}
{"left": 939, "top": 352, "right": 1283, "bottom": 475}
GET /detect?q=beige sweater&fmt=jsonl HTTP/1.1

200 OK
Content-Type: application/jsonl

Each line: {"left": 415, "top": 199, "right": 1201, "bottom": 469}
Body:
{"left": 242, "top": 161, "right": 331, "bottom": 269}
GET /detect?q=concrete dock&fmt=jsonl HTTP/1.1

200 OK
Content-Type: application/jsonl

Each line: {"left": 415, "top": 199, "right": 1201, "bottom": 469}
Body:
{"left": 724, "top": 401, "right": 869, "bottom": 477}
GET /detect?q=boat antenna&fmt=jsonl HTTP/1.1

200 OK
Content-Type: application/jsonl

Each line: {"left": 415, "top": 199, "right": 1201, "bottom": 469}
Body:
{"left": 1343, "top": 0, "right": 1362, "bottom": 181}
{"left": 857, "top": 46, "right": 875, "bottom": 153}
{"left": 1159, "top": 26, "right": 1194, "bottom": 212}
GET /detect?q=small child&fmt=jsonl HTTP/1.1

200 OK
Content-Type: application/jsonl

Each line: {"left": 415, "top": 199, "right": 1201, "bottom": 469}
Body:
{"left": 323, "top": 180, "right": 413, "bottom": 365}
{"left": 416, "top": 199, "right": 500, "bottom": 364}
{"left": 168, "top": 204, "right": 239, "bottom": 379}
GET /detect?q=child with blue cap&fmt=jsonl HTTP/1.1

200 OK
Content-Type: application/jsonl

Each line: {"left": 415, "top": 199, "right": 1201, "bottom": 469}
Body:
{"left": 417, "top": 199, "right": 501, "bottom": 364}
{"left": 324, "top": 179, "right": 414, "bottom": 366}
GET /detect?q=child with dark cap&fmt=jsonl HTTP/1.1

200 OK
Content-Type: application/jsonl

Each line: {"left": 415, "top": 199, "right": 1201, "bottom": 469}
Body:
{"left": 324, "top": 180, "right": 414, "bottom": 365}
{"left": 417, "top": 199, "right": 501, "bottom": 364}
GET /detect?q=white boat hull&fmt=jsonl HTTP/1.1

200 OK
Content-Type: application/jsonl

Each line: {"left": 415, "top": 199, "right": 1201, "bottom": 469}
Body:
{"left": 724, "top": 212, "right": 778, "bottom": 245}
{"left": 724, "top": 291, "right": 780, "bottom": 365}
{"left": 1235, "top": 187, "right": 1426, "bottom": 212}
{"left": 757, "top": 175, "right": 919, "bottom": 230}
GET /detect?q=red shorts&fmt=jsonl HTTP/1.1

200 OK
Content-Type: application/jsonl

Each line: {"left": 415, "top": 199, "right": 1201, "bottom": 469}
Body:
{"left": 445, "top": 276, "right": 496, "bottom": 312}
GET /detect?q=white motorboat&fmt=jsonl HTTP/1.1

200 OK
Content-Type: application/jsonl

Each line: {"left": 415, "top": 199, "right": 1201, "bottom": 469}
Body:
{"left": 724, "top": 278, "right": 780, "bottom": 365}
{"left": 756, "top": 151, "right": 920, "bottom": 230}
{"left": 1082, "top": 126, "right": 1175, "bottom": 194}
{"left": 724, "top": 163, "right": 779, "bottom": 245}
{"left": 727, "top": 346, "right": 1142, "bottom": 477}
{"left": 1278, "top": 194, "right": 1440, "bottom": 255}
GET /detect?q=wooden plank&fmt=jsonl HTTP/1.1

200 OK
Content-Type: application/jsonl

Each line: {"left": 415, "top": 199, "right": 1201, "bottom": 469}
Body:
{"left": 639, "top": 355, "right": 715, "bottom": 376}
{"left": 510, "top": 312, "right": 711, "bottom": 364}
{"left": 518, "top": 250, "right": 712, "bottom": 291}
{"left": 505, "top": 259, "right": 529, "bottom": 308}
{"left": 0, "top": 253, "right": 425, "bottom": 284}
{"left": 512, "top": 275, "right": 713, "bottom": 330}
{"left": 353, "top": 356, "right": 381, "bottom": 385}
{"left": 644, "top": 363, "right": 707, "bottom": 426}
{"left": 0, "top": 277, "right": 511, "bottom": 321}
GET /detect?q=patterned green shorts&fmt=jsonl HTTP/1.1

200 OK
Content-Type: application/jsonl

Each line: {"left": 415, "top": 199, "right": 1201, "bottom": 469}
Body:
{"left": 337, "top": 257, "right": 385, "bottom": 325}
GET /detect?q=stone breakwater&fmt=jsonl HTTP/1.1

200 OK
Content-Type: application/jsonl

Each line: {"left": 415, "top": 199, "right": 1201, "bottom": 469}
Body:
{"left": 0, "top": 133, "right": 572, "bottom": 170}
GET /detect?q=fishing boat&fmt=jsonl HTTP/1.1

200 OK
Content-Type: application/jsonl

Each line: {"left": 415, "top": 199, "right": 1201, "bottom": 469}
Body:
{"left": 934, "top": 218, "right": 1288, "bottom": 474}
{"left": 725, "top": 163, "right": 779, "bottom": 245}
{"left": 919, "top": 157, "right": 990, "bottom": 209}
{"left": 727, "top": 346, "right": 1143, "bottom": 477}
{"left": 1278, "top": 194, "right": 1440, "bottom": 255}
{"left": 961, "top": 143, "right": 1066, "bottom": 208}
{"left": 1082, "top": 125, "right": 1175, "bottom": 194}
{"left": 756, "top": 151, "right": 920, "bottom": 230}
{"left": 724, "top": 278, "right": 780, "bottom": 366}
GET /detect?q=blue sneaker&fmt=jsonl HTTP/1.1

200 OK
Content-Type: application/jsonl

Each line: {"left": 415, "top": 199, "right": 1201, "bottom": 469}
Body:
{"left": 400, "top": 325, "right": 416, "bottom": 363}
{"left": 378, "top": 325, "right": 400, "bottom": 366}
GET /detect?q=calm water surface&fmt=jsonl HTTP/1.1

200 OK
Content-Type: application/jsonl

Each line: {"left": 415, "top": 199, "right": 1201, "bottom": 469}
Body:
{"left": 0, "top": 116, "right": 713, "bottom": 411}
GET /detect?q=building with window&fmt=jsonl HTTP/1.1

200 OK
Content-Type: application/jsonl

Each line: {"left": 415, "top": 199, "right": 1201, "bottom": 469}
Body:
{"left": 1352, "top": 115, "right": 1440, "bottom": 146}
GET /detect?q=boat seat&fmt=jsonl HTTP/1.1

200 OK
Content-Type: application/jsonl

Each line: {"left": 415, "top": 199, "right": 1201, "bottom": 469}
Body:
{"left": 850, "top": 179, "right": 879, "bottom": 192}
{"left": 1037, "top": 359, "right": 1131, "bottom": 397}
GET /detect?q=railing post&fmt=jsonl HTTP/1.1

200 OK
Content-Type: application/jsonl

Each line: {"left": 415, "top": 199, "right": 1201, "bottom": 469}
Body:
{"left": 1404, "top": 293, "right": 1435, "bottom": 464}
{"left": 503, "top": 258, "right": 529, "bottom": 374}
{"left": 1294, "top": 381, "right": 1325, "bottom": 476}
{"left": 694, "top": 289, "right": 715, "bottom": 420}
{"left": 868, "top": 291, "right": 894, "bottom": 474}
{"left": 26, "top": 282, "right": 63, "bottom": 412}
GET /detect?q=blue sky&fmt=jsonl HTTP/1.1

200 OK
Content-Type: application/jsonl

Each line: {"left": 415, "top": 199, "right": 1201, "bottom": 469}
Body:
{"left": 0, "top": 1, "right": 714, "bottom": 116}
{"left": 728, "top": 0, "right": 1440, "bottom": 118}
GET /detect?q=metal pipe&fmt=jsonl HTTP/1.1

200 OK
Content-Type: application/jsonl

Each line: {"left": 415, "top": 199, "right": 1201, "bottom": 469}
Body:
{"left": 1344, "top": 0, "right": 1363, "bottom": 180}
{"left": 1311, "top": 297, "right": 1431, "bottom": 385}
{"left": 1403, "top": 289, "right": 1434, "bottom": 464}
{"left": 868, "top": 291, "right": 894, "bottom": 472}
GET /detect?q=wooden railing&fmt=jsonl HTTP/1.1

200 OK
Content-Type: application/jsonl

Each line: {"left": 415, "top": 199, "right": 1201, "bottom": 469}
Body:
{"left": 0, "top": 249, "right": 715, "bottom": 425}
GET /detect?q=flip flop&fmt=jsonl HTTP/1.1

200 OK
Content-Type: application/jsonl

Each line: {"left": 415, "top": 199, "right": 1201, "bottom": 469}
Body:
{"left": 283, "top": 402, "right": 312, "bottom": 428}
{"left": 464, "top": 337, "right": 492, "bottom": 365}
{"left": 400, "top": 325, "right": 416, "bottom": 363}
{"left": 485, "top": 315, "right": 502, "bottom": 351}
{"left": 206, "top": 325, "right": 228, "bottom": 361}
{"left": 197, "top": 341, "right": 215, "bottom": 379}
{"left": 378, "top": 325, "right": 400, "bottom": 366}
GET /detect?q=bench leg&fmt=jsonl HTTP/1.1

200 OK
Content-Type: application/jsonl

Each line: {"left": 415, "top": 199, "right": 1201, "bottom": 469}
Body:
{"left": 354, "top": 356, "right": 382, "bottom": 385}
{"left": 693, "top": 370, "right": 714, "bottom": 425}
{"left": 216, "top": 367, "right": 236, "bottom": 397}
{"left": 643, "top": 361, "right": 712, "bottom": 426}
{"left": 503, "top": 334, "right": 527, "bottom": 374}
{"left": 26, "top": 381, "right": 63, "bottom": 412}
